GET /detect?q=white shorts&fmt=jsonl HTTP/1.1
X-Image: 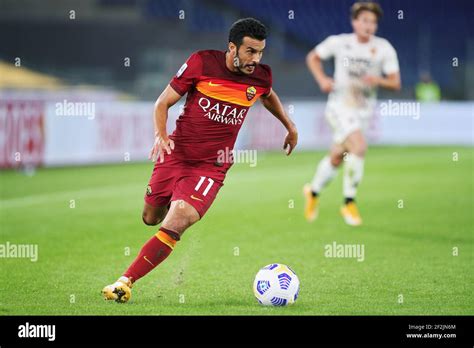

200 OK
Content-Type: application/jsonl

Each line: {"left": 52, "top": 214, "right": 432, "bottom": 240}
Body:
{"left": 325, "top": 104, "right": 371, "bottom": 144}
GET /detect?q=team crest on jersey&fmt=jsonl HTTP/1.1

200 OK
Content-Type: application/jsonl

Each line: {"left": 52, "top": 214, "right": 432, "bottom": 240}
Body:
{"left": 370, "top": 47, "right": 377, "bottom": 56}
{"left": 246, "top": 86, "right": 257, "bottom": 101}
{"left": 146, "top": 185, "right": 152, "bottom": 196}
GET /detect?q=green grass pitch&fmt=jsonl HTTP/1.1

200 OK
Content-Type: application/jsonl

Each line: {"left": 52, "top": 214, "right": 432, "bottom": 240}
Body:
{"left": 0, "top": 146, "right": 472, "bottom": 315}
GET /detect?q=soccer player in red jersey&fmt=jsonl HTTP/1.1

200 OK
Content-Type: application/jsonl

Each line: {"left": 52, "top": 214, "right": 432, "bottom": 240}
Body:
{"left": 102, "top": 18, "right": 298, "bottom": 302}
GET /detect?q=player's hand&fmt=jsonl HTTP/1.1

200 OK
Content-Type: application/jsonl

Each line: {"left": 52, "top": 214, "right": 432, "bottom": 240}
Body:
{"left": 149, "top": 135, "right": 175, "bottom": 163}
{"left": 362, "top": 75, "right": 380, "bottom": 87}
{"left": 318, "top": 76, "right": 334, "bottom": 93}
{"left": 283, "top": 127, "right": 298, "bottom": 156}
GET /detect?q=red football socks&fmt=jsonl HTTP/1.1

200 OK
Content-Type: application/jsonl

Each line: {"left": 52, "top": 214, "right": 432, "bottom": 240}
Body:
{"left": 123, "top": 227, "right": 180, "bottom": 283}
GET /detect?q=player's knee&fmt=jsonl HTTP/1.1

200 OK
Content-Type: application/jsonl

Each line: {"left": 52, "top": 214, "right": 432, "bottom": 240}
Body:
{"left": 171, "top": 216, "right": 194, "bottom": 233}
{"left": 353, "top": 142, "right": 367, "bottom": 157}
{"left": 163, "top": 212, "right": 198, "bottom": 235}
{"left": 330, "top": 154, "right": 343, "bottom": 167}
{"left": 347, "top": 141, "right": 367, "bottom": 157}
{"left": 142, "top": 211, "right": 161, "bottom": 226}
{"left": 142, "top": 215, "right": 157, "bottom": 226}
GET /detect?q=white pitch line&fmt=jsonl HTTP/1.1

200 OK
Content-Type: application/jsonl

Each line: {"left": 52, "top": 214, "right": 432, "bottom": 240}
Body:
{"left": 0, "top": 183, "right": 143, "bottom": 209}
{"left": 0, "top": 169, "right": 272, "bottom": 210}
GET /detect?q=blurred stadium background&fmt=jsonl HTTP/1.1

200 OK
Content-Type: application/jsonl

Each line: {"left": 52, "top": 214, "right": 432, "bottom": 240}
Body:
{"left": 0, "top": 0, "right": 472, "bottom": 168}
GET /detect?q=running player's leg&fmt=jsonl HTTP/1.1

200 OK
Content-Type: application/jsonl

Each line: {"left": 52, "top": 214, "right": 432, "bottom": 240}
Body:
{"left": 340, "top": 129, "right": 367, "bottom": 225}
{"left": 342, "top": 129, "right": 367, "bottom": 199}
{"left": 141, "top": 202, "right": 169, "bottom": 226}
{"left": 304, "top": 143, "right": 344, "bottom": 222}
{"left": 121, "top": 199, "right": 199, "bottom": 284}
{"left": 102, "top": 165, "right": 176, "bottom": 302}
{"left": 103, "top": 173, "right": 222, "bottom": 302}
{"left": 160, "top": 199, "right": 200, "bottom": 235}
{"left": 304, "top": 104, "right": 350, "bottom": 222}
{"left": 140, "top": 164, "right": 177, "bottom": 226}
{"left": 122, "top": 168, "right": 182, "bottom": 283}
{"left": 121, "top": 172, "right": 222, "bottom": 284}
{"left": 311, "top": 143, "right": 345, "bottom": 194}
{"left": 102, "top": 200, "right": 197, "bottom": 303}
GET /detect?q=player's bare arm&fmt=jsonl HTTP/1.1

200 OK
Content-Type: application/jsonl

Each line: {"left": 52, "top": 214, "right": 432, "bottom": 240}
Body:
{"left": 149, "top": 84, "right": 180, "bottom": 163}
{"left": 306, "top": 50, "right": 334, "bottom": 93}
{"left": 260, "top": 89, "right": 298, "bottom": 155}
{"left": 362, "top": 72, "right": 401, "bottom": 91}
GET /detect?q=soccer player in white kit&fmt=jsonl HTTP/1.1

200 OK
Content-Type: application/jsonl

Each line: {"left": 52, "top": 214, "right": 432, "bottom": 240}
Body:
{"left": 304, "top": 2, "right": 401, "bottom": 226}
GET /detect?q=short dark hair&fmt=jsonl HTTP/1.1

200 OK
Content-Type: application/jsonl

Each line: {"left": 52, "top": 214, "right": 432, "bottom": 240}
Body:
{"left": 351, "top": 2, "right": 383, "bottom": 20}
{"left": 228, "top": 18, "right": 267, "bottom": 48}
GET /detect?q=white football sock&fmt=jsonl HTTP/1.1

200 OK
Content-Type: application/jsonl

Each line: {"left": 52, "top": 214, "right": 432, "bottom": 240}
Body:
{"left": 310, "top": 156, "right": 338, "bottom": 194}
{"left": 343, "top": 153, "right": 365, "bottom": 199}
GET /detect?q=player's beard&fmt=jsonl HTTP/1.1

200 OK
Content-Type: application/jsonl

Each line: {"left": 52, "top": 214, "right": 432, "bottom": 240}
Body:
{"left": 229, "top": 50, "right": 256, "bottom": 75}
{"left": 232, "top": 52, "right": 257, "bottom": 75}
{"left": 235, "top": 53, "right": 256, "bottom": 75}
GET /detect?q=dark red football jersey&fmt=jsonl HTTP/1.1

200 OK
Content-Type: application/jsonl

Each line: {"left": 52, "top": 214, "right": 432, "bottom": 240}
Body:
{"left": 168, "top": 50, "right": 272, "bottom": 173}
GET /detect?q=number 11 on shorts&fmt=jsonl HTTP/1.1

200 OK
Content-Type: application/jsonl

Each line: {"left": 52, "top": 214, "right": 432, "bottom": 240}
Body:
{"left": 194, "top": 176, "right": 214, "bottom": 196}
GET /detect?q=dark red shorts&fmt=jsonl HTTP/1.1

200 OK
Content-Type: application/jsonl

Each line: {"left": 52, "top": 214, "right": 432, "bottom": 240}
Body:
{"left": 144, "top": 157, "right": 225, "bottom": 218}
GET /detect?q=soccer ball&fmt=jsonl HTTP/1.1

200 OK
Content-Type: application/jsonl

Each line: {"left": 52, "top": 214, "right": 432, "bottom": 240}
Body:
{"left": 253, "top": 263, "right": 300, "bottom": 306}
